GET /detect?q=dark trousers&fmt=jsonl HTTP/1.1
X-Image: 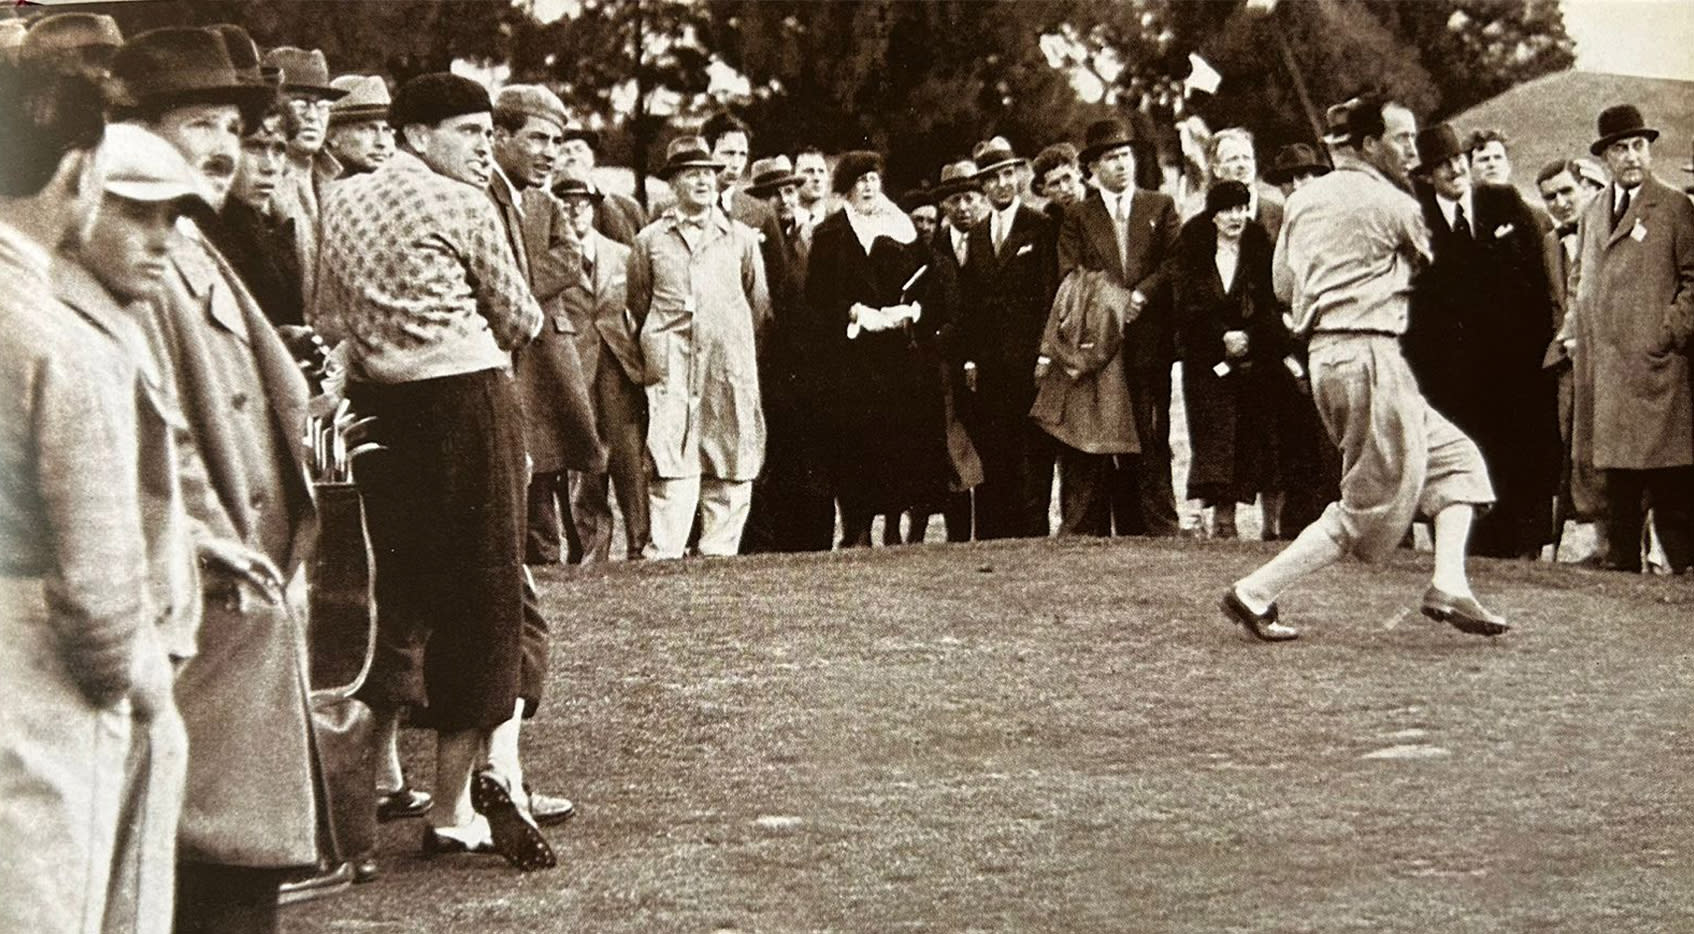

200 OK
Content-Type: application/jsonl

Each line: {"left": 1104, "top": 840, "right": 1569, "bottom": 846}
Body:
{"left": 974, "top": 421, "right": 1056, "bottom": 539}
{"left": 1113, "top": 365, "right": 1179, "bottom": 537}
{"left": 1605, "top": 466, "right": 1694, "bottom": 572}
{"left": 526, "top": 471, "right": 580, "bottom": 565}
{"left": 175, "top": 863, "right": 289, "bottom": 934}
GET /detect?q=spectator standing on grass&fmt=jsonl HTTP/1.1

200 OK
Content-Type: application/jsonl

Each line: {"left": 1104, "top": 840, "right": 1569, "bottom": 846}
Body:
{"left": 1220, "top": 93, "right": 1507, "bottom": 643}
{"left": 1403, "top": 122, "right": 1560, "bottom": 560}
{"left": 113, "top": 26, "right": 328, "bottom": 929}
{"left": 315, "top": 72, "right": 555, "bottom": 870}
{"left": 627, "top": 136, "right": 770, "bottom": 559}
{"left": 1565, "top": 105, "right": 1694, "bottom": 574}
{"left": 1538, "top": 156, "right": 1609, "bottom": 560}
{"left": 1054, "top": 119, "right": 1180, "bottom": 537}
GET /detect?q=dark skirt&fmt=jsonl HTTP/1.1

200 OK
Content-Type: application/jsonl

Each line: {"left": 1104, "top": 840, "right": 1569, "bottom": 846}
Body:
{"left": 1182, "top": 360, "right": 1284, "bottom": 505}
{"left": 350, "top": 368, "right": 527, "bottom": 732}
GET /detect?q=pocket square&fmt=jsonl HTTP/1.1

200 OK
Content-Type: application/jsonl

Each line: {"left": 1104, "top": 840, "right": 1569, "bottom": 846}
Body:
{"left": 1493, "top": 223, "right": 1514, "bottom": 239}
{"left": 1016, "top": 242, "right": 1033, "bottom": 256}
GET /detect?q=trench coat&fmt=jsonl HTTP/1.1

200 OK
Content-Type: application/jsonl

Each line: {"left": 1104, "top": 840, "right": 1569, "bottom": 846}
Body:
{"left": 143, "top": 229, "right": 322, "bottom": 869}
{"left": 1569, "top": 173, "right": 1694, "bottom": 472}
{"left": 626, "top": 208, "right": 770, "bottom": 481}
{"left": 0, "top": 231, "right": 174, "bottom": 934}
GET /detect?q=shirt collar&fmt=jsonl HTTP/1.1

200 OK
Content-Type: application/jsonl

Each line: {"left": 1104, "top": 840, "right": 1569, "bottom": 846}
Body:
{"left": 1434, "top": 189, "right": 1473, "bottom": 226}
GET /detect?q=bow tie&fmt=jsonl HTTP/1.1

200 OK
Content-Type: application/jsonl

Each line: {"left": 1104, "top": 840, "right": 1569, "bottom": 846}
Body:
{"left": 1556, "top": 221, "right": 1578, "bottom": 238}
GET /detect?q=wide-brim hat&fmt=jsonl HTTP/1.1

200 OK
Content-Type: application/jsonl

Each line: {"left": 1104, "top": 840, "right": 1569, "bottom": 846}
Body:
{"left": 1413, "top": 123, "right": 1466, "bottom": 175}
{"left": 551, "top": 166, "right": 603, "bottom": 201}
{"left": 19, "top": 13, "right": 123, "bottom": 64}
{"left": 1591, "top": 104, "right": 1658, "bottom": 156}
{"left": 562, "top": 125, "right": 600, "bottom": 151}
{"left": 932, "top": 159, "right": 983, "bottom": 201}
{"left": 208, "top": 24, "right": 277, "bottom": 88}
{"left": 1321, "top": 99, "right": 1356, "bottom": 146}
{"left": 657, "top": 135, "right": 723, "bottom": 179}
{"left": 1079, "top": 118, "right": 1136, "bottom": 165}
{"left": 112, "top": 28, "right": 279, "bottom": 129}
{"left": 262, "top": 46, "right": 346, "bottom": 100}
{"left": 328, "top": 74, "right": 389, "bottom": 125}
{"left": 971, "top": 136, "right": 1027, "bottom": 178}
{"left": 1263, "top": 142, "right": 1330, "bottom": 185}
{"left": 746, "top": 154, "right": 803, "bottom": 197}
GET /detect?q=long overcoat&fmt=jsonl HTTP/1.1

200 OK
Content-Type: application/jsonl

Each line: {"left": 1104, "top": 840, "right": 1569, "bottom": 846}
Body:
{"left": 805, "top": 210, "right": 955, "bottom": 513}
{"left": 626, "top": 208, "right": 770, "bottom": 481}
{"left": 1570, "top": 173, "right": 1694, "bottom": 472}
{"left": 143, "top": 230, "right": 322, "bottom": 869}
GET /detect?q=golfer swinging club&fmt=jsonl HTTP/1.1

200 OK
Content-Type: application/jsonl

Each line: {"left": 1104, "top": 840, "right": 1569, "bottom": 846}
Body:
{"left": 1220, "top": 93, "right": 1509, "bottom": 642}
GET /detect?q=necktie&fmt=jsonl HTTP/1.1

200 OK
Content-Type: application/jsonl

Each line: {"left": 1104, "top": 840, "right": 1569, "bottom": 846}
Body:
{"left": 993, "top": 212, "right": 1006, "bottom": 255}
{"left": 1452, "top": 202, "right": 1470, "bottom": 239}
{"left": 1115, "top": 194, "right": 1129, "bottom": 272}
{"left": 1613, "top": 188, "right": 1632, "bottom": 231}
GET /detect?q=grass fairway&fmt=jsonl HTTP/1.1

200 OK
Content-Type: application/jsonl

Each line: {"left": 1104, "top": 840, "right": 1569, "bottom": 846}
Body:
{"left": 283, "top": 537, "right": 1693, "bottom": 933}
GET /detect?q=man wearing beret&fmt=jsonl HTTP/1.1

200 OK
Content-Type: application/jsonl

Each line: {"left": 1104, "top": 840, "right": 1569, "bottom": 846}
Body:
{"left": 315, "top": 72, "right": 555, "bottom": 870}
{"left": 1567, "top": 104, "right": 1694, "bottom": 574}
{"left": 112, "top": 25, "right": 326, "bottom": 931}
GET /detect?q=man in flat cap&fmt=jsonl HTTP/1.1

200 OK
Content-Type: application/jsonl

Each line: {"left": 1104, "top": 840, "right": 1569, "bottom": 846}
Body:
{"left": 1567, "top": 104, "right": 1694, "bottom": 574}
{"left": 628, "top": 135, "right": 771, "bottom": 559}
{"left": 111, "top": 25, "right": 326, "bottom": 931}
{"left": 316, "top": 72, "right": 556, "bottom": 871}
{"left": 325, "top": 74, "right": 394, "bottom": 176}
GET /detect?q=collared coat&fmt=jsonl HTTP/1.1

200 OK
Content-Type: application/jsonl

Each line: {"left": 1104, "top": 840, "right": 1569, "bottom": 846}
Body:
{"left": 1057, "top": 186, "right": 1181, "bottom": 372}
{"left": 1031, "top": 267, "right": 1139, "bottom": 454}
{"left": 490, "top": 174, "right": 606, "bottom": 475}
{"left": 1404, "top": 181, "right": 1560, "bottom": 555}
{"left": 1569, "top": 173, "right": 1694, "bottom": 471}
{"left": 142, "top": 229, "right": 322, "bottom": 869}
{"left": 626, "top": 208, "right": 770, "bottom": 481}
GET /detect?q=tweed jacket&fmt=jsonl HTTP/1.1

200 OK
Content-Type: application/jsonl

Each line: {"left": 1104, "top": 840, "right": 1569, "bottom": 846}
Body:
{"left": 143, "top": 229, "right": 321, "bottom": 868}
{"left": 1569, "top": 172, "right": 1694, "bottom": 470}
{"left": 627, "top": 207, "right": 770, "bottom": 480}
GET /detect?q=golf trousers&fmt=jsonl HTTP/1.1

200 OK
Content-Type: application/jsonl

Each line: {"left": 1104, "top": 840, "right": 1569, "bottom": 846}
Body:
{"left": 646, "top": 475, "right": 752, "bottom": 559}
{"left": 1304, "top": 333, "right": 1495, "bottom": 561}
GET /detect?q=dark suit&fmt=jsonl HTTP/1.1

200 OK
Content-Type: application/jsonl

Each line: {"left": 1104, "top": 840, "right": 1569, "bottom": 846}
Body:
{"left": 961, "top": 202, "right": 1059, "bottom": 538}
{"left": 594, "top": 190, "right": 647, "bottom": 247}
{"left": 1056, "top": 185, "right": 1181, "bottom": 536}
{"left": 1405, "top": 182, "right": 1560, "bottom": 558}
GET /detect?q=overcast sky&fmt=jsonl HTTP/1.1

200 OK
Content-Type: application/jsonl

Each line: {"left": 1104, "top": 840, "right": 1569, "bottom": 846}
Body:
{"left": 1561, "top": 0, "right": 1694, "bottom": 81}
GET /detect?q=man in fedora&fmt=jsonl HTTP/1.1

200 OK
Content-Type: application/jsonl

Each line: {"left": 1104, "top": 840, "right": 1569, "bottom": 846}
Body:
{"left": 324, "top": 74, "right": 394, "bottom": 176}
{"left": 1567, "top": 104, "right": 1694, "bottom": 574}
{"left": 1263, "top": 142, "right": 1330, "bottom": 197}
{"left": 1403, "top": 121, "right": 1559, "bottom": 560}
{"left": 1052, "top": 117, "right": 1180, "bottom": 538}
{"left": 957, "top": 136, "right": 1060, "bottom": 539}
{"left": 627, "top": 135, "right": 770, "bottom": 559}
{"left": 549, "top": 166, "right": 648, "bottom": 560}
{"left": 923, "top": 159, "right": 990, "bottom": 543}
{"left": 111, "top": 25, "right": 329, "bottom": 931}
{"left": 315, "top": 72, "right": 555, "bottom": 871}
{"left": 262, "top": 46, "right": 346, "bottom": 298}
{"left": 740, "top": 153, "right": 833, "bottom": 553}
{"left": 558, "top": 123, "right": 647, "bottom": 245}
{"left": 17, "top": 11, "right": 122, "bottom": 81}
{"left": 1222, "top": 93, "right": 1505, "bottom": 643}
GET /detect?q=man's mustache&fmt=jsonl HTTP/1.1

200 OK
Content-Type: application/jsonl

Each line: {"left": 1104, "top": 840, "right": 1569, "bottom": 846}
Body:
{"left": 202, "top": 155, "right": 237, "bottom": 179}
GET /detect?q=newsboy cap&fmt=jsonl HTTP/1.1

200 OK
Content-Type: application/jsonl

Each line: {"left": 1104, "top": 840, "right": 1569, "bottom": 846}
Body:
{"left": 495, "top": 84, "right": 568, "bottom": 133}
{"left": 99, "top": 123, "right": 210, "bottom": 210}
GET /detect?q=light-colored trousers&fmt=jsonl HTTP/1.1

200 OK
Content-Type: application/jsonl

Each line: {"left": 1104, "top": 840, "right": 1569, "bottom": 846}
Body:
{"left": 1305, "top": 334, "right": 1495, "bottom": 561}
{"left": 645, "top": 475, "right": 752, "bottom": 559}
{"left": 0, "top": 580, "right": 185, "bottom": 934}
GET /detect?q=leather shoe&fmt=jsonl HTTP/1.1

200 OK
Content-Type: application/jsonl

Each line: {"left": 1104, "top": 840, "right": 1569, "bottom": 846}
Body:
{"left": 377, "top": 785, "right": 432, "bottom": 822}
{"left": 1420, "top": 586, "right": 1510, "bottom": 636}
{"left": 1220, "top": 587, "right": 1298, "bottom": 642}
{"left": 421, "top": 825, "right": 495, "bottom": 857}
{"left": 276, "top": 861, "right": 353, "bottom": 906}
{"left": 526, "top": 788, "right": 576, "bottom": 827}
{"left": 352, "top": 857, "right": 379, "bottom": 884}
{"left": 470, "top": 767, "right": 558, "bottom": 871}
